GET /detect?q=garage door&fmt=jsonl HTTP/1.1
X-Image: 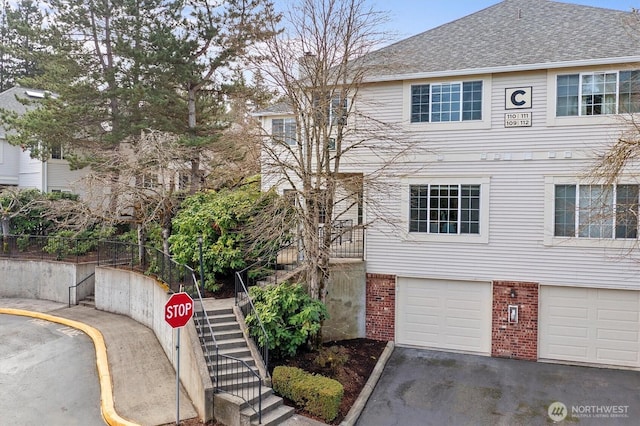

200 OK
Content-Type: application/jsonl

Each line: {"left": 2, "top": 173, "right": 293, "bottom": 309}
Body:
{"left": 396, "top": 278, "right": 491, "bottom": 354}
{"left": 540, "top": 286, "right": 640, "bottom": 368}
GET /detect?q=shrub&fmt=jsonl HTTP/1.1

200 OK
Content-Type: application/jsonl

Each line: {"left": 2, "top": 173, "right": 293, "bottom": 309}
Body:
{"left": 272, "top": 366, "right": 343, "bottom": 422}
{"left": 315, "top": 345, "right": 349, "bottom": 374}
{"left": 245, "top": 282, "right": 328, "bottom": 359}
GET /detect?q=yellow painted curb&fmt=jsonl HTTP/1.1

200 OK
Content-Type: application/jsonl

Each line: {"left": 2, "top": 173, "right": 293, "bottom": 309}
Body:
{"left": 0, "top": 308, "right": 140, "bottom": 426}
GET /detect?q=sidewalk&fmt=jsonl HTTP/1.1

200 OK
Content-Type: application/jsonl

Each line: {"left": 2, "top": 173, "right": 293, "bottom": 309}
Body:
{"left": 0, "top": 298, "right": 197, "bottom": 426}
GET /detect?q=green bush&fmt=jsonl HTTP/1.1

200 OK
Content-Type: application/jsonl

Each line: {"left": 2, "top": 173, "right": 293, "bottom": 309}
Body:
{"left": 315, "top": 345, "right": 349, "bottom": 374}
{"left": 272, "top": 366, "right": 343, "bottom": 422}
{"left": 245, "top": 282, "right": 328, "bottom": 359}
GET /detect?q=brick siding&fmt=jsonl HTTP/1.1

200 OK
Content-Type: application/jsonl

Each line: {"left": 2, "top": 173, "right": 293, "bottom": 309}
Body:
{"left": 365, "top": 273, "right": 396, "bottom": 341}
{"left": 491, "top": 280, "right": 539, "bottom": 361}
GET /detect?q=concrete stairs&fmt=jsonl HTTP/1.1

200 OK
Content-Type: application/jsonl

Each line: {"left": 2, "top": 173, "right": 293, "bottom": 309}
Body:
{"left": 79, "top": 294, "right": 96, "bottom": 308}
{"left": 195, "top": 305, "right": 294, "bottom": 425}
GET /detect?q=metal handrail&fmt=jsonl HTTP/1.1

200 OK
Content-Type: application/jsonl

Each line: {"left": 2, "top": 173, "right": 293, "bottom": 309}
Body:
{"left": 191, "top": 267, "right": 263, "bottom": 423}
{"left": 68, "top": 272, "right": 95, "bottom": 307}
{"left": 235, "top": 261, "right": 271, "bottom": 373}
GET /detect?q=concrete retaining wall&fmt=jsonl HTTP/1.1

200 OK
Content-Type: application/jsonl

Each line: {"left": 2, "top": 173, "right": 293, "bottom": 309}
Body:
{"left": 95, "top": 267, "right": 213, "bottom": 422}
{"left": 0, "top": 259, "right": 95, "bottom": 304}
{"left": 323, "top": 260, "right": 366, "bottom": 342}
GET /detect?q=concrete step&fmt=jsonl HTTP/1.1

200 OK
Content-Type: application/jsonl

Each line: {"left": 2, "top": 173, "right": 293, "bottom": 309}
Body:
{"left": 215, "top": 364, "right": 260, "bottom": 381}
{"left": 198, "top": 326, "right": 243, "bottom": 341}
{"left": 194, "top": 308, "right": 234, "bottom": 318}
{"left": 215, "top": 337, "right": 247, "bottom": 350}
{"left": 79, "top": 298, "right": 96, "bottom": 308}
{"left": 216, "top": 374, "right": 262, "bottom": 392}
{"left": 241, "top": 393, "right": 284, "bottom": 423}
{"left": 207, "top": 354, "right": 255, "bottom": 369}
{"left": 249, "top": 402, "right": 294, "bottom": 426}
{"left": 195, "top": 320, "right": 239, "bottom": 333}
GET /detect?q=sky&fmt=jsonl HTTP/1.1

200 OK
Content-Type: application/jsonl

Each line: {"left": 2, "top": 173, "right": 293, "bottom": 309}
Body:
{"left": 274, "top": 0, "right": 640, "bottom": 43}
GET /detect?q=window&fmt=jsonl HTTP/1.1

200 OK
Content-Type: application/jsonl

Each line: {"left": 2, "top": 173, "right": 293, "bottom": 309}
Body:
{"left": 142, "top": 173, "right": 159, "bottom": 189}
{"left": 554, "top": 184, "right": 638, "bottom": 239}
{"left": 409, "top": 184, "right": 480, "bottom": 234}
{"left": 272, "top": 118, "right": 296, "bottom": 145}
{"left": 330, "top": 96, "right": 348, "bottom": 125}
{"left": 51, "top": 142, "right": 64, "bottom": 159}
{"left": 411, "top": 81, "right": 482, "bottom": 123}
{"left": 313, "top": 94, "right": 348, "bottom": 126}
{"left": 556, "top": 71, "right": 640, "bottom": 117}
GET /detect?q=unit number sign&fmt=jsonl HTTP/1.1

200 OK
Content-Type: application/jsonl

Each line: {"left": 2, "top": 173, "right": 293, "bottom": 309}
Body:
{"left": 504, "top": 112, "right": 531, "bottom": 128}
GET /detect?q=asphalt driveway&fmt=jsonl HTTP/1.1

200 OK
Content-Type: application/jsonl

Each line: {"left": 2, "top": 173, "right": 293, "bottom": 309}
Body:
{"left": 357, "top": 347, "right": 640, "bottom": 426}
{"left": 0, "top": 314, "right": 103, "bottom": 425}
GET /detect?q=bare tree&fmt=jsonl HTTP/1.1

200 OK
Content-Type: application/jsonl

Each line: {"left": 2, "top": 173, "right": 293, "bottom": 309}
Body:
{"left": 253, "top": 0, "right": 413, "bottom": 304}
{"left": 78, "top": 129, "right": 191, "bottom": 255}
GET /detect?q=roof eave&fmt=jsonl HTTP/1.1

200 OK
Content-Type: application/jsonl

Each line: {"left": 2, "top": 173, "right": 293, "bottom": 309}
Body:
{"left": 363, "top": 56, "right": 640, "bottom": 83}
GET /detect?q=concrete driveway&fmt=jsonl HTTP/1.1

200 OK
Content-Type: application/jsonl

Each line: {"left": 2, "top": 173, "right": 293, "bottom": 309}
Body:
{"left": 357, "top": 347, "right": 640, "bottom": 426}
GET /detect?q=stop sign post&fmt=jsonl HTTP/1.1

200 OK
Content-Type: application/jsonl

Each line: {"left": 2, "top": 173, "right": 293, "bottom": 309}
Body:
{"left": 165, "top": 291, "right": 194, "bottom": 425}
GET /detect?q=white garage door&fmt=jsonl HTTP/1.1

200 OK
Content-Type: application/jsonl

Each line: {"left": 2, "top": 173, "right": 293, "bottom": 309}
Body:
{"left": 396, "top": 278, "right": 491, "bottom": 354}
{"left": 540, "top": 286, "right": 640, "bottom": 368}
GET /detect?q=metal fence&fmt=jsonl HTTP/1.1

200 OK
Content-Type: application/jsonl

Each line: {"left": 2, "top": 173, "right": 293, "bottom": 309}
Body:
{"left": 96, "top": 240, "right": 197, "bottom": 294}
{"left": 0, "top": 234, "right": 99, "bottom": 263}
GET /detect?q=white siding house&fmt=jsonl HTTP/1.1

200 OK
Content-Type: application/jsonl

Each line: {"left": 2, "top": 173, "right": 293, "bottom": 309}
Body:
{"left": 259, "top": 0, "right": 640, "bottom": 369}
{"left": 0, "top": 86, "right": 87, "bottom": 194}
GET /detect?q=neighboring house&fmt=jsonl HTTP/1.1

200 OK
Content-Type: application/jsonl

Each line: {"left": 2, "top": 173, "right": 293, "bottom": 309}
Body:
{"left": 0, "top": 86, "right": 88, "bottom": 195}
{"left": 258, "top": 0, "right": 640, "bottom": 369}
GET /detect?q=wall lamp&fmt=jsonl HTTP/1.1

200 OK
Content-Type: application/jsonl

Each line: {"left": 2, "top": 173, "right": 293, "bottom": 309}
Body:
{"left": 510, "top": 288, "right": 517, "bottom": 298}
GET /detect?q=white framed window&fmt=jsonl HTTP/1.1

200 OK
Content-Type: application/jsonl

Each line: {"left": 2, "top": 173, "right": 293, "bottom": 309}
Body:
{"left": 51, "top": 142, "right": 65, "bottom": 160}
{"left": 554, "top": 183, "right": 638, "bottom": 239}
{"left": 411, "top": 80, "right": 482, "bottom": 123}
{"left": 556, "top": 70, "right": 640, "bottom": 117}
{"left": 402, "top": 177, "right": 490, "bottom": 244}
{"left": 272, "top": 118, "right": 296, "bottom": 145}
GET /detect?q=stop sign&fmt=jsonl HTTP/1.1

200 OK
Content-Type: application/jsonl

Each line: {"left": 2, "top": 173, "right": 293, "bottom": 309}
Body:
{"left": 164, "top": 292, "right": 194, "bottom": 328}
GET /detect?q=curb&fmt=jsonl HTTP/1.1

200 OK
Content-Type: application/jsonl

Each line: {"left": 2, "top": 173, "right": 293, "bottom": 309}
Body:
{"left": 339, "top": 340, "right": 395, "bottom": 426}
{"left": 0, "top": 308, "right": 140, "bottom": 426}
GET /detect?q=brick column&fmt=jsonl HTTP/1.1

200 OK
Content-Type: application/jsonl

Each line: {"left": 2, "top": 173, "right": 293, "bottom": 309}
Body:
{"left": 365, "top": 273, "right": 396, "bottom": 341}
{"left": 491, "top": 281, "right": 539, "bottom": 361}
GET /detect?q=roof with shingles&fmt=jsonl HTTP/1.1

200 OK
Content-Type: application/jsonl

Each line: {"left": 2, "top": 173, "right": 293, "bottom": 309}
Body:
{"left": 0, "top": 86, "right": 46, "bottom": 114}
{"left": 361, "top": 0, "right": 640, "bottom": 79}
{"left": 0, "top": 86, "right": 48, "bottom": 138}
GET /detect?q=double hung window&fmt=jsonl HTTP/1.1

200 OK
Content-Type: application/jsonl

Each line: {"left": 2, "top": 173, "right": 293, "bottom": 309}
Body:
{"left": 272, "top": 118, "right": 296, "bottom": 145}
{"left": 556, "top": 71, "right": 640, "bottom": 116}
{"left": 554, "top": 184, "right": 639, "bottom": 239}
{"left": 411, "top": 81, "right": 482, "bottom": 123}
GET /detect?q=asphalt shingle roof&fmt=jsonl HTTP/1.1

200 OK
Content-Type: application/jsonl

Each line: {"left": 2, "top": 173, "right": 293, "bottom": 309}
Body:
{"left": 361, "top": 0, "right": 640, "bottom": 79}
{"left": 0, "top": 86, "right": 48, "bottom": 138}
{"left": 0, "top": 86, "right": 46, "bottom": 114}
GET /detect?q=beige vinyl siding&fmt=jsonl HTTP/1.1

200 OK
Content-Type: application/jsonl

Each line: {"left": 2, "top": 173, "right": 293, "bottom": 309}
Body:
{"left": 47, "top": 162, "right": 87, "bottom": 195}
{"left": 0, "top": 141, "right": 21, "bottom": 185}
{"left": 356, "top": 69, "right": 640, "bottom": 291}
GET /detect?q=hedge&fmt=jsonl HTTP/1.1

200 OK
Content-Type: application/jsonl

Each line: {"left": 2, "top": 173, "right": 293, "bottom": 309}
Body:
{"left": 272, "top": 366, "right": 344, "bottom": 422}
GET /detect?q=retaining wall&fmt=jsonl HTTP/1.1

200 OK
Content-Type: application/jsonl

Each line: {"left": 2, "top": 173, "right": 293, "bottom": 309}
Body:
{"left": 95, "top": 267, "right": 213, "bottom": 422}
{"left": 0, "top": 259, "right": 95, "bottom": 303}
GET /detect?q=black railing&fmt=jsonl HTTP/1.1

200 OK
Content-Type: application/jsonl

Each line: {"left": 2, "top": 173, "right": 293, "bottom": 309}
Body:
{"left": 318, "top": 221, "right": 364, "bottom": 259}
{"left": 192, "top": 267, "right": 263, "bottom": 423}
{"left": 235, "top": 262, "right": 270, "bottom": 373}
{"left": 0, "top": 234, "right": 99, "bottom": 263}
{"left": 96, "top": 240, "right": 197, "bottom": 294}
{"left": 68, "top": 272, "right": 95, "bottom": 307}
